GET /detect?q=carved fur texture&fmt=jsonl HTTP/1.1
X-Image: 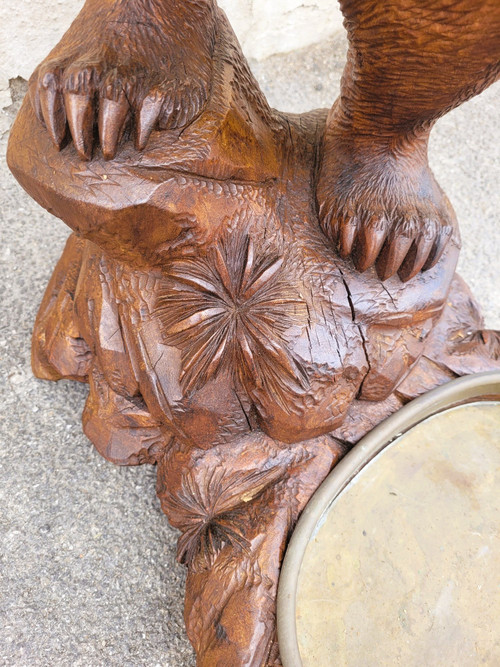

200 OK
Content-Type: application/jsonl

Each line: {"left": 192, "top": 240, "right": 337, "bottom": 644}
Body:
{"left": 317, "top": 0, "right": 500, "bottom": 279}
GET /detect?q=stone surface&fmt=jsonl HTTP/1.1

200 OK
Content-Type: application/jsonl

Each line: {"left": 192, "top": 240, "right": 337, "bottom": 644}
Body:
{"left": 0, "top": 33, "right": 499, "bottom": 667}
{"left": 296, "top": 402, "right": 500, "bottom": 667}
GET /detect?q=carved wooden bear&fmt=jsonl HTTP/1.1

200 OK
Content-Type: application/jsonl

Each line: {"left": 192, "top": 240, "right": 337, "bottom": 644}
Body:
{"left": 18, "top": 0, "right": 500, "bottom": 280}
{"left": 7, "top": 0, "right": 500, "bottom": 665}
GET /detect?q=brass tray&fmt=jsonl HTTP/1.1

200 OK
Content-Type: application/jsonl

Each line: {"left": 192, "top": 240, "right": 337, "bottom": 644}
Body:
{"left": 277, "top": 372, "right": 500, "bottom": 667}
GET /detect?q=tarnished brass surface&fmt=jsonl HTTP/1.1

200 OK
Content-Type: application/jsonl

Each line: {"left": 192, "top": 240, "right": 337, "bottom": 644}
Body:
{"left": 296, "top": 402, "right": 500, "bottom": 666}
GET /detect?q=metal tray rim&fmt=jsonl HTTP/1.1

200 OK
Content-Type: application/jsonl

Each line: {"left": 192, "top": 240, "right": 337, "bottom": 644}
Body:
{"left": 276, "top": 370, "right": 500, "bottom": 667}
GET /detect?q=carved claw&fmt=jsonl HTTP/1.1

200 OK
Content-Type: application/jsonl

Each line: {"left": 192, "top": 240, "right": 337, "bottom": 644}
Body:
{"left": 323, "top": 196, "right": 454, "bottom": 282}
{"left": 422, "top": 226, "right": 453, "bottom": 272}
{"left": 376, "top": 233, "right": 415, "bottom": 282}
{"left": 37, "top": 67, "right": 66, "bottom": 148}
{"left": 98, "top": 69, "right": 131, "bottom": 160}
{"left": 397, "top": 233, "right": 435, "bottom": 282}
{"left": 26, "top": 0, "right": 216, "bottom": 160}
{"left": 30, "top": 62, "right": 212, "bottom": 160}
{"left": 64, "top": 91, "right": 95, "bottom": 160}
{"left": 99, "top": 95, "right": 130, "bottom": 161}
{"left": 318, "top": 146, "right": 457, "bottom": 282}
{"left": 353, "top": 219, "right": 387, "bottom": 272}
{"left": 29, "top": 79, "right": 44, "bottom": 125}
{"left": 338, "top": 218, "right": 358, "bottom": 257}
{"left": 64, "top": 63, "right": 102, "bottom": 159}
{"left": 136, "top": 89, "right": 166, "bottom": 151}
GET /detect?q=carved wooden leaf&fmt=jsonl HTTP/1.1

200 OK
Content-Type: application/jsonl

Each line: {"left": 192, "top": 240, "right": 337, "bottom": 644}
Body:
{"left": 156, "top": 231, "right": 308, "bottom": 409}
{"left": 163, "top": 464, "right": 286, "bottom": 567}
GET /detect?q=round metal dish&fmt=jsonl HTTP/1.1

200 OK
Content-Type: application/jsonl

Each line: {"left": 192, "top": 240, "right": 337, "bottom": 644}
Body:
{"left": 277, "top": 371, "right": 500, "bottom": 667}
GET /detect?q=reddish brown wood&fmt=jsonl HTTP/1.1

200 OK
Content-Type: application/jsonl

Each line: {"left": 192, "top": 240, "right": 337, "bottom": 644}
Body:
{"left": 6, "top": 0, "right": 500, "bottom": 664}
{"left": 318, "top": 0, "right": 500, "bottom": 280}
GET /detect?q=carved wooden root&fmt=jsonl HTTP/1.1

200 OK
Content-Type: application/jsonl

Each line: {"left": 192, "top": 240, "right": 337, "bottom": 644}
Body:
{"left": 7, "top": 0, "right": 500, "bottom": 664}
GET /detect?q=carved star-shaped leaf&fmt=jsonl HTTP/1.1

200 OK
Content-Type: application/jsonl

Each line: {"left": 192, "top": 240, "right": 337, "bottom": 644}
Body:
{"left": 156, "top": 232, "right": 307, "bottom": 409}
{"left": 161, "top": 464, "right": 286, "bottom": 568}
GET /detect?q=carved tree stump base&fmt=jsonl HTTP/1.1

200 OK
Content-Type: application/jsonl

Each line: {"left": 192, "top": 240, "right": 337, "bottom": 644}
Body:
{"left": 24, "top": 230, "right": 500, "bottom": 665}
{"left": 7, "top": 0, "right": 500, "bottom": 663}
{"left": 12, "top": 189, "right": 500, "bottom": 667}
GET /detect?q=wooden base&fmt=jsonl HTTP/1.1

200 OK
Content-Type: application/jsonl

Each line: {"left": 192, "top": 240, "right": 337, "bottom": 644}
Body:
{"left": 20, "top": 229, "right": 500, "bottom": 667}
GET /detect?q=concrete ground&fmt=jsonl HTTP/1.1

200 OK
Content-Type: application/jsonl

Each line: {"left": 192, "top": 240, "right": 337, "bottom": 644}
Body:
{"left": 0, "top": 34, "right": 499, "bottom": 667}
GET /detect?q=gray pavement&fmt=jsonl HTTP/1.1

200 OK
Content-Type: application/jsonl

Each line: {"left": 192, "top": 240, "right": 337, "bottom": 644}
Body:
{"left": 0, "top": 35, "right": 499, "bottom": 667}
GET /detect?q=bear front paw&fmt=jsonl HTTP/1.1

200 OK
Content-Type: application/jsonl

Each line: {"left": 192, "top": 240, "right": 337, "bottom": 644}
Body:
{"left": 28, "top": 0, "right": 217, "bottom": 160}
{"left": 317, "top": 134, "right": 457, "bottom": 282}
